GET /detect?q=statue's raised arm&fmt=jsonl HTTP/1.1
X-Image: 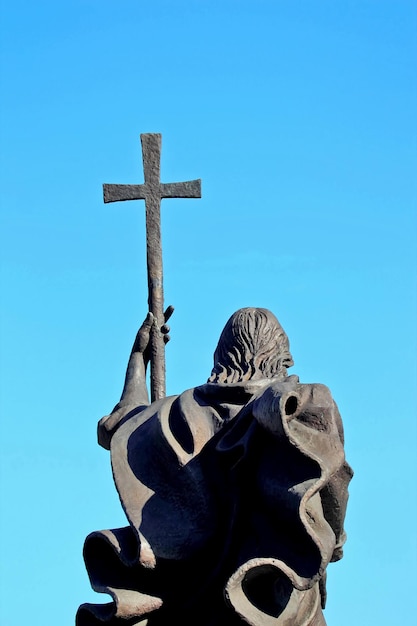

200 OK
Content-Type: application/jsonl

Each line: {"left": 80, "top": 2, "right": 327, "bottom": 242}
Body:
{"left": 97, "top": 306, "right": 173, "bottom": 450}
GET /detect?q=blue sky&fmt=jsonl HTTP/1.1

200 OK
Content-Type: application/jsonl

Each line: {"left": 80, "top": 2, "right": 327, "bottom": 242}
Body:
{"left": 1, "top": 1, "right": 416, "bottom": 624}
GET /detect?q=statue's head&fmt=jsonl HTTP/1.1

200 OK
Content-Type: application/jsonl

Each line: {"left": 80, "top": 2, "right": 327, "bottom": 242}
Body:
{"left": 208, "top": 307, "right": 293, "bottom": 384}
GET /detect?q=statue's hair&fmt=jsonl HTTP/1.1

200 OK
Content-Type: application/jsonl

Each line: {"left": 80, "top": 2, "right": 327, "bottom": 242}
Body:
{"left": 208, "top": 307, "right": 294, "bottom": 384}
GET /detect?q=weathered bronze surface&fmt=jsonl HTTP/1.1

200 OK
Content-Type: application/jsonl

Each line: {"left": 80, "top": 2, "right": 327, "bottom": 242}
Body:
{"left": 77, "top": 303, "right": 353, "bottom": 624}
{"left": 103, "top": 133, "right": 201, "bottom": 402}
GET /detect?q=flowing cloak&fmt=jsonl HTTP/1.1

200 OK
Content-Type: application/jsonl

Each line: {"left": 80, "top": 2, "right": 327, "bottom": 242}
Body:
{"left": 77, "top": 376, "right": 353, "bottom": 626}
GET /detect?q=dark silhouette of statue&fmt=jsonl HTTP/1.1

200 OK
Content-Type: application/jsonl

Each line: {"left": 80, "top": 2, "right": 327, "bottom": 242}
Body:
{"left": 76, "top": 307, "right": 353, "bottom": 626}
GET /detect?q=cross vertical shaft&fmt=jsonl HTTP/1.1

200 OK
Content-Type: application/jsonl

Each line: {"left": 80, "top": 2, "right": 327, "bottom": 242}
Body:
{"left": 103, "top": 133, "right": 201, "bottom": 402}
{"left": 142, "top": 134, "right": 165, "bottom": 402}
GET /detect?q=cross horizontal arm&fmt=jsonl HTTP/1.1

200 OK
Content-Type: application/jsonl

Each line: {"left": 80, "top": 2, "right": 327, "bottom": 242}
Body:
{"left": 103, "top": 184, "right": 147, "bottom": 203}
{"left": 161, "top": 180, "right": 202, "bottom": 199}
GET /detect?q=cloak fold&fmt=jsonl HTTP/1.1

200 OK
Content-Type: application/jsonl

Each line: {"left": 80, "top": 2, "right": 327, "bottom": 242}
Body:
{"left": 77, "top": 378, "right": 352, "bottom": 626}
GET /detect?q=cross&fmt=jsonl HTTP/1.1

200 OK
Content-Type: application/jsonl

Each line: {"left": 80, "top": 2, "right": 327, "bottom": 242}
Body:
{"left": 103, "top": 133, "right": 201, "bottom": 402}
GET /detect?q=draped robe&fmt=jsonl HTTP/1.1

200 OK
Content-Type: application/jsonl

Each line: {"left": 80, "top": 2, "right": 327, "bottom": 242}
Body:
{"left": 76, "top": 375, "right": 352, "bottom": 626}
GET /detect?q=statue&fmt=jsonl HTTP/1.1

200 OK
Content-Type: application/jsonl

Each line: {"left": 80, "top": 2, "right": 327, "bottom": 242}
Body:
{"left": 76, "top": 135, "right": 353, "bottom": 626}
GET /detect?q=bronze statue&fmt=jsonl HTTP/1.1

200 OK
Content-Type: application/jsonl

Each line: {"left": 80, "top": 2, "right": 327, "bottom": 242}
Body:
{"left": 76, "top": 307, "right": 353, "bottom": 625}
{"left": 77, "top": 135, "right": 352, "bottom": 624}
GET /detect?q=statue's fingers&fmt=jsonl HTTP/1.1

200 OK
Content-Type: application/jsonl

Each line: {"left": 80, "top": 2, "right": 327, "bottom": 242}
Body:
{"left": 141, "top": 311, "right": 154, "bottom": 329}
{"left": 164, "top": 305, "right": 174, "bottom": 323}
{"left": 135, "top": 312, "right": 153, "bottom": 338}
{"left": 163, "top": 333, "right": 171, "bottom": 345}
{"left": 133, "top": 312, "right": 154, "bottom": 352}
{"left": 161, "top": 324, "right": 170, "bottom": 334}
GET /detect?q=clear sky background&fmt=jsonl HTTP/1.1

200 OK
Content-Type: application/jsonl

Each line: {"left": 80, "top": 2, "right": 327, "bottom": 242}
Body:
{"left": 1, "top": 1, "right": 416, "bottom": 624}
